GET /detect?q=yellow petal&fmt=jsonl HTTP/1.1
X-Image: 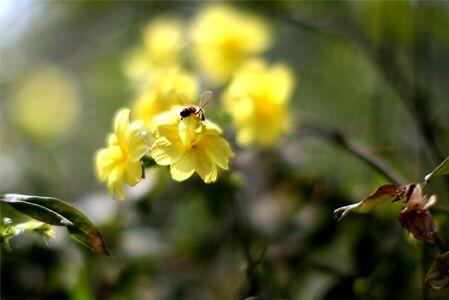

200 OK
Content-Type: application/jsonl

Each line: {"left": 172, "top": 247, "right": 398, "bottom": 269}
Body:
{"left": 96, "top": 146, "right": 123, "bottom": 181}
{"left": 125, "top": 161, "right": 142, "bottom": 186}
{"left": 200, "top": 136, "right": 233, "bottom": 170}
{"left": 129, "top": 119, "right": 144, "bottom": 132}
{"left": 129, "top": 142, "right": 148, "bottom": 161}
{"left": 204, "top": 120, "right": 223, "bottom": 135}
{"left": 151, "top": 137, "right": 184, "bottom": 165}
{"left": 191, "top": 149, "right": 214, "bottom": 183}
{"left": 157, "top": 123, "right": 181, "bottom": 142}
{"left": 193, "top": 150, "right": 218, "bottom": 183}
{"left": 114, "top": 109, "right": 130, "bottom": 141}
{"left": 271, "top": 65, "right": 294, "bottom": 103}
{"left": 107, "top": 133, "right": 118, "bottom": 147}
{"left": 170, "top": 152, "right": 195, "bottom": 181}
{"left": 205, "top": 164, "right": 218, "bottom": 183}
{"left": 107, "top": 167, "right": 125, "bottom": 200}
{"left": 153, "top": 110, "right": 179, "bottom": 128}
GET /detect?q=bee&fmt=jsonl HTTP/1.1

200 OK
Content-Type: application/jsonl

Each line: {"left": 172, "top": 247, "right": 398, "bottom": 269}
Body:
{"left": 179, "top": 91, "right": 212, "bottom": 121}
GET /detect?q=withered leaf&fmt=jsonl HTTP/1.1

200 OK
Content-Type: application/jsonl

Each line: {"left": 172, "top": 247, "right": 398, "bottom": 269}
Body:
{"left": 399, "top": 209, "right": 435, "bottom": 244}
{"left": 334, "top": 184, "right": 407, "bottom": 221}
{"left": 399, "top": 184, "right": 438, "bottom": 244}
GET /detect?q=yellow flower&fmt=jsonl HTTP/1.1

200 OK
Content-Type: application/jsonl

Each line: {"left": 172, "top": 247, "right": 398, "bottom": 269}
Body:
{"left": 151, "top": 107, "right": 233, "bottom": 183}
{"left": 123, "top": 17, "right": 184, "bottom": 84}
{"left": 190, "top": 5, "right": 271, "bottom": 84}
{"left": 9, "top": 63, "right": 80, "bottom": 144}
{"left": 223, "top": 60, "right": 294, "bottom": 147}
{"left": 133, "top": 67, "right": 198, "bottom": 131}
{"left": 95, "top": 109, "right": 148, "bottom": 200}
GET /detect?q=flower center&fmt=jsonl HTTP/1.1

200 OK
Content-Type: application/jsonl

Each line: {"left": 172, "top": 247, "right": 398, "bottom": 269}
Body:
{"left": 117, "top": 146, "right": 128, "bottom": 164}
{"left": 221, "top": 36, "right": 244, "bottom": 59}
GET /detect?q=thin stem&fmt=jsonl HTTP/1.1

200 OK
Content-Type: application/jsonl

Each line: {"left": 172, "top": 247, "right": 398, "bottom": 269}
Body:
{"left": 433, "top": 230, "right": 449, "bottom": 254}
{"left": 277, "top": 9, "right": 446, "bottom": 170}
{"left": 300, "top": 124, "right": 406, "bottom": 185}
{"left": 229, "top": 190, "right": 259, "bottom": 297}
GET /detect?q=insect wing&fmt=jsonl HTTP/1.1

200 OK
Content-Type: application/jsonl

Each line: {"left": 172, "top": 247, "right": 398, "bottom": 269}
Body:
{"left": 199, "top": 91, "right": 212, "bottom": 108}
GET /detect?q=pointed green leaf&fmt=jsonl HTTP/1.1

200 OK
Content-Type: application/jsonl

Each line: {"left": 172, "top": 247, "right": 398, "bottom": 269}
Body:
{"left": 334, "top": 184, "right": 407, "bottom": 220}
{"left": 0, "top": 194, "right": 73, "bottom": 226}
{"left": 425, "top": 156, "right": 449, "bottom": 182}
{"left": 0, "top": 194, "right": 110, "bottom": 255}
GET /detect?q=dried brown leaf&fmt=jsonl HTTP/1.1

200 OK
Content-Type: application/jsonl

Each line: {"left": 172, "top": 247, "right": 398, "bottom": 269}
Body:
{"left": 334, "top": 184, "right": 408, "bottom": 220}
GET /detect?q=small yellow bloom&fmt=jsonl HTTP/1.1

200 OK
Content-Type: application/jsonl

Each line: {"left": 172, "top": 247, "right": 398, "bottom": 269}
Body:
{"left": 96, "top": 109, "right": 148, "bottom": 200}
{"left": 10, "top": 63, "right": 80, "bottom": 144}
{"left": 15, "top": 220, "right": 55, "bottom": 240}
{"left": 151, "top": 107, "right": 233, "bottom": 183}
{"left": 133, "top": 67, "right": 198, "bottom": 131}
{"left": 223, "top": 60, "right": 294, "bottom": 147}
{"left": 123, "top": 17, "right": 184, "bottom": 84}
{"left": 190, "top": 5, "right": 271, "bottom": 84}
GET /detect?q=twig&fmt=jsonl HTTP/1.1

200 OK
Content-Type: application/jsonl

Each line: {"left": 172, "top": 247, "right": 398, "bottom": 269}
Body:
{"left": 433, "top": 230, "right": 449, "bottom": 255}
{"left": 277, "top": 10, "right": 446, "bottom": 168}
{"left": 229, "top": 191, "right": 260, "bottom": 297}
{"left": 300, "top": 124, "right": 406, "bottom": 185}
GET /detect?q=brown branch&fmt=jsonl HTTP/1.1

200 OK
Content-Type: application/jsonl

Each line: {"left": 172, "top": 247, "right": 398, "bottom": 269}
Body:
{"left": 278, "top": 10, "right": 446, "bottom": 166}
{"left": 300, "top": 124, "right": 406, "bottom": 185}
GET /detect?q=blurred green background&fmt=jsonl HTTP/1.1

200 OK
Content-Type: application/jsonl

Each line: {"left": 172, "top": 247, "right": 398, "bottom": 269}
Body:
{"left": 1, "top": 1, "right": 449, "bottom": 299}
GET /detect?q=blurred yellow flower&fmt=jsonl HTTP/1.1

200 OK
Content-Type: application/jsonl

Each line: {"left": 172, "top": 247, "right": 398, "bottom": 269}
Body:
{"left": 9, "top": 64, "right": 80, "bottom": 144}
{"left": 223, "top": 60, "right": 294, "bottom": 147}
{"left": 151, "top": 107, "right": 233, "bottom": 183}
{"left": 96, "top": 109, "right": 148, "bottom": 200}
{"left": 133, "top": 67, "right": 198, "bottom": 131}
{"left": 123, "top": 17, "right": 184, "bottom": 85}
{"left": 190, "top": 5, "right": 271, "bottom": 84}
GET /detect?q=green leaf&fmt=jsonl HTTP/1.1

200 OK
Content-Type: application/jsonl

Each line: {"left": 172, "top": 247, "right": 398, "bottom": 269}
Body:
{"left": 0, "top": 194, "right": 110, "bottom": 255}
{"left": 141, "top": 155, "right": 156, "bottom": 168}
{"left": 425, "top": 156, "right": 449, "bottom": 182}
{"left": 334, "top": 184, "right": 407, "bottom": 220}
{"left": 426, "top": 251, "right": 449, "bottom": 289}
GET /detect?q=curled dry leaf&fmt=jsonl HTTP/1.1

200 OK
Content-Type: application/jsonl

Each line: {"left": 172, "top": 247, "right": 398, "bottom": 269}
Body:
{"left": 333, "top": 184, "right": 408, "bottom": 220}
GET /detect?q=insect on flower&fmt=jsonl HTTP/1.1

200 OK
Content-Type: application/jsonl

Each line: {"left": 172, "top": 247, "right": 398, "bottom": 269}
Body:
{"left": 179, "top": 91, "right": 212, "bottom": 121}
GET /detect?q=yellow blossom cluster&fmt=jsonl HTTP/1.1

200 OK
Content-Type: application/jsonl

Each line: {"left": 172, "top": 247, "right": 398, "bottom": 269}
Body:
{"left": 96, "top": 4, "right": 296, "bottom": 197}
{"left": 125, "top": 17, "right": 198, "bottom": 133}
{"left": 124, "top": 5, "right": 292, "bottom": 147}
